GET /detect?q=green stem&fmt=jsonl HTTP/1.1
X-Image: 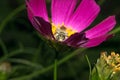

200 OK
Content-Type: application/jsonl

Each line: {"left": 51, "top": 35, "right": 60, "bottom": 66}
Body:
{"left": 0, "top": 4, "right": 25, "bottom": 34}
{"left": 10, "top": 48, "right": 86, "bottom": 80}
{"left": 0, "top": 49, "right": 23, "bottom": 63}
{"left": 10, "top": 65, "right": 53, "bottom": 80}
{"left": 8, "top": 58, "right": 43, "bottom": 69}
{"left": 0, "top": 48, "right": 36, "bottom": 63}
{"left": 54, "top": 59, "right": 57, "bottom": 80}
{"left": 110, "top": 26, "right": 120, "bottom": 34}
{"left": 85, "top": 55, "right": 92, "bottom": 80}
{"left": 32, "top": 45, "right": 41, "bottom": 62}
{"left": 0, "top": 39, "right": 8, "bottom": 55}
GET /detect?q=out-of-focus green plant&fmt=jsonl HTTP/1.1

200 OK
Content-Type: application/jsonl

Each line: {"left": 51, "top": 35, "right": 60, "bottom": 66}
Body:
{"left": 0, "top": 4, "right": 25, "bottom": 34}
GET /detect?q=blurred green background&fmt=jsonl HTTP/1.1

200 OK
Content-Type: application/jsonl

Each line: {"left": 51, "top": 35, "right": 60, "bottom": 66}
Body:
{"left": 0, "top": 0, "right": 120, "bottom": 80}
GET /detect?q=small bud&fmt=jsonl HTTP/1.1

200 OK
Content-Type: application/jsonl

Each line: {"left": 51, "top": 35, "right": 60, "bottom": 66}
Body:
{"left": 0, "top": 62, "right": 12, "bottom": 80}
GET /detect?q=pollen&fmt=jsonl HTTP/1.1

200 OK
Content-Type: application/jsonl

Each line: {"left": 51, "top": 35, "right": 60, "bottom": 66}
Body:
{"left": 101, "top": 52, "right": 120, "bottom": 74}
{"left": 52, "top": 23, "right": 76, "bottom": 41}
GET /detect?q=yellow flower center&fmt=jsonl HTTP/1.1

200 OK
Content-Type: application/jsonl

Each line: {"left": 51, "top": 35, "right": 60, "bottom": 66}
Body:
{"left": 52, "top": 23, "right": 76, "bottom": 41}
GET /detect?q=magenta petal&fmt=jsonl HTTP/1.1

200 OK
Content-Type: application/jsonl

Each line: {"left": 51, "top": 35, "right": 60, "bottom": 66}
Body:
{"left": 83, "top": 35, "right": 110, "bottom": 48}
{"left": 64, "top": 33, "right": 88, "bottom": 47}
{"left": 26, "top": 0, "right": 49, "bottom": 22}
{"left": 32, "top": 16, "right": 54, "bottom": 39}
{"left": 85, "top": 16, "right": 116, "bottom": 39}
{"left": 51, "top": 0, "right": 77, "bottom": 25}
{"left": 66, "top": 0, "right": 100, "bottom": 32}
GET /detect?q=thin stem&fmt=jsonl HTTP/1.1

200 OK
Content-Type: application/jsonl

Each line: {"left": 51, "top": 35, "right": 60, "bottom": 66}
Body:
{"left": 10, "top": 65, "right": 53, "bottom": 80}
{"left": 0, "top": 48, "right": 36, "bottom": 63}
{"left": 59, "top": 48, "right": 86, "bottom": 64}
{"left": 32, "top": 45, "right": 41, "bottom": 62}
{"left": 54, "top": 59, "right": 57, "bottom": 80}
{"left": 0, "top": 39, "right": 8, "bottom": 55}
{"left": 0, "top": 49, "right": 23, "bottom": 63}
{"left": 85, "top": 55, "right": 92, "bottom": 80}
{"left": 8, "top": 58, "right": 43, "bottom": 69}
{"left": 53, "top": 44, "right": 59, "bottom": 80}
{"left": 10, "top": 48, "right": 86, "bottom": 80}
{"left": 0, "top": 4, "right": 25, "bottom": 34}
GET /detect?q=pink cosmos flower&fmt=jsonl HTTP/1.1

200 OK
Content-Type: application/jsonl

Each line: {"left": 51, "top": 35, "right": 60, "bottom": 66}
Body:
{"left": 26, "top": 0, "right": 116, "bottom": 48}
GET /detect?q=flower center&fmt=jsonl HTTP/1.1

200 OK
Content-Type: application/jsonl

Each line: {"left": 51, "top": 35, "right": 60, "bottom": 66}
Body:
{"left": 52, "top": 24, "right": 76, "bottom": 42}
{"left": 54, "top": 32, "right": 67, "bottom": 41}
{"left": 54, "top": 27, "right": 68, "bottom": 41}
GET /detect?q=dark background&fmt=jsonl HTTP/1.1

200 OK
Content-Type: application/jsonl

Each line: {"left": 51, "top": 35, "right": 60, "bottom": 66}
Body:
{"left": 0, "top": 0, "right": 120, "bottom": 80}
